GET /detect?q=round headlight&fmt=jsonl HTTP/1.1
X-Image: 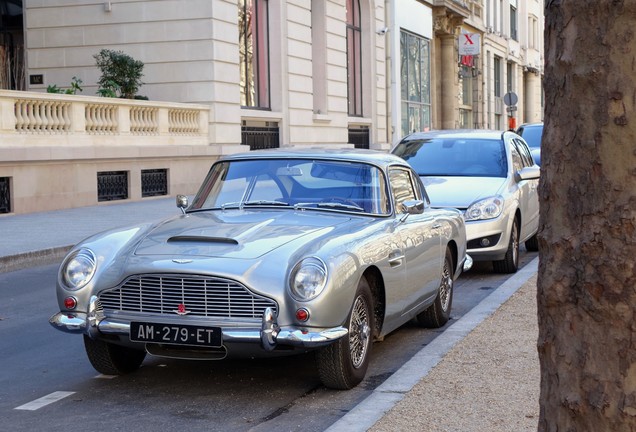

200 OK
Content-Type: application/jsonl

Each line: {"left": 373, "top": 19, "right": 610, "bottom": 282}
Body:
{"left": 61, "top": 249, "right": 97, "bottom": 290}
{"left": 290, "top": 257, "right": 327, "bottom": 301}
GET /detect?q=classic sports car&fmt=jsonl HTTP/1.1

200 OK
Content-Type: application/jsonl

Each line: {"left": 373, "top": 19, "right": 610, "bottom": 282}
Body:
{"left": 50, "top": 148, "right": 470, "bottom": 389}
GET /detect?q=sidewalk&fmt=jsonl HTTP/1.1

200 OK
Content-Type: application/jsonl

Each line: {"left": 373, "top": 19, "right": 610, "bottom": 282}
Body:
{"left": 0, "top": 198, "right": 540, "bottom": 431}
{"left": 0, "top": 197, "right": 178, "bottom": 273}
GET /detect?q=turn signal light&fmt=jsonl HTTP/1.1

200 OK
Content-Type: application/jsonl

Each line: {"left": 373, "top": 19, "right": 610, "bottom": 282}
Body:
{"left": 296, "top": 308, "right": 310, "bottom": 322}
{"left": 64, "top": 296, "right": 78, "bottom": 310}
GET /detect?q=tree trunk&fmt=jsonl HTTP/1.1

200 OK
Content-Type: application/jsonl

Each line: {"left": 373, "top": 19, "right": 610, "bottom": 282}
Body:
{"left": 539, "top": 1, "right": 636, "bottom": 431}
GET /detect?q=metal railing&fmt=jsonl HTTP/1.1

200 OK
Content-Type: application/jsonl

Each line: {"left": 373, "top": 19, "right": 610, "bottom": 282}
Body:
{"left": 241, "top": 125, "right": 280, "bottom": 150}
{"left": 348, "top": 126, "right": 370, "bottom": 149}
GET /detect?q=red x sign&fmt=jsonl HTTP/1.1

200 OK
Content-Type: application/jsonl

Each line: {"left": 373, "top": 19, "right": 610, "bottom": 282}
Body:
{"left": 459, "top": 33, "right": 481, "bottom": 55}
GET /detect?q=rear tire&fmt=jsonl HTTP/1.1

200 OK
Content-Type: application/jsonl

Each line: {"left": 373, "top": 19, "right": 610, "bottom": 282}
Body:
{"left": 317, "top": 276, "right": 374, "bottom": 390}
{"left": 493, "top": 218, "right": 519, "bottom": 274}
{"left": 83, "top": 335, "right": 146, "bottom": 375}
{"left": 525, "top": 233, "right": 539, "bottom": 252}
{"left": 417, "top": 247, "right": 453, "bottom": 328}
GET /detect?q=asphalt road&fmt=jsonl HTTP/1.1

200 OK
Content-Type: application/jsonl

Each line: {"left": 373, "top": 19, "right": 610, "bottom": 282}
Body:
{"left": 1, "top": 250, "right": 537, "bottom": 432}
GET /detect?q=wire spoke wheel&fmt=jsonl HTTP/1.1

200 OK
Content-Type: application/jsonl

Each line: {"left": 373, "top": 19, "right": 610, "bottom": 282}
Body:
{"left": 349, "top": 294, "right": 371, "bottom": 369}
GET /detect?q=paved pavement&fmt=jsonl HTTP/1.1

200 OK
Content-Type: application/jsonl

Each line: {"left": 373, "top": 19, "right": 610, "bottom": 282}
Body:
{"left": 0, "top": 198, "right": 540, "bottom": 431}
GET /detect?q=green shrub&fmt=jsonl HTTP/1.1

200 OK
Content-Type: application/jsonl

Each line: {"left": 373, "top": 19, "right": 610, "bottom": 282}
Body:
{"left": 93, "top": 49, "right": 144, "bottom": 99}
{"left": 46, "top": 76, "right": 83, "bottom": 95}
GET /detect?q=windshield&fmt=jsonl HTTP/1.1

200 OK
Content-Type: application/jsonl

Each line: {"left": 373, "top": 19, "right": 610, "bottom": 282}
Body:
{"left": 518, "top": 125, "right": 543, "bottom": 149}
{"left": 189, "top": 158, "right": 390, "bottom": 215}
{"left": 393, "top": 137, "right": 507, "bottom": 177}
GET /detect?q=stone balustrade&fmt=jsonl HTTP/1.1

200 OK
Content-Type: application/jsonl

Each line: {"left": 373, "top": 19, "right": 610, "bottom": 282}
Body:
{"left": 1, "top": 89, "right": 209, "bottom": 140}
{"left": 0, "top": 90, "right": 219, "bottom": 215}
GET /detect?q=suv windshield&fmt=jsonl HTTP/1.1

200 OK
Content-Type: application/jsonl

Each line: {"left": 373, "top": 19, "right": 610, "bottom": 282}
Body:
{"left": 393, "top": 137, "right": 507, "bottom": 178}
{"left": 517, "top": 124, "right": 543, "bottom": 149}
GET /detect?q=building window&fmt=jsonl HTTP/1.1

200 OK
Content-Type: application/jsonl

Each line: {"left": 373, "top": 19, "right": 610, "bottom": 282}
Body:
{"left": 239, "top": 0, "right": 270, "bottom": 108}
{"left": 346, "top": 0, "right": 362, "bottom": 116}
{"left": 311, "top": 2, "right": 327, "bottom": 114}
{"left": 510, "top": 0, "right": 518, "bottom": 41}
{"left": 528, "top": 16, "right": 538, "bottom": 49}
{"left": 494, "top": 56, "right": 502, "bottom": 97}
{"left": 507, "top": 61, "right": 514, "bottom": 93}
{"left": 459, "top": 55, "right": 474, "bottom": 128}
{"left": 400, "top": 30, "right": 431, "bottom": 135}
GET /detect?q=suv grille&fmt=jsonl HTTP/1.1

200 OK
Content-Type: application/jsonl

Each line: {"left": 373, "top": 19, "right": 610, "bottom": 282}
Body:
{"left": 99, "top": 274, "right": 278, "bottom": 319}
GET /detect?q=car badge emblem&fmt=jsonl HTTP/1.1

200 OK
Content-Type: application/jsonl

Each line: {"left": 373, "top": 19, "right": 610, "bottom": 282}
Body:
{"left": 174, "top": 303, "right": 191, "bottom": 316}
{"left": 172, "top": 259, "right": 193, "bottom": 264}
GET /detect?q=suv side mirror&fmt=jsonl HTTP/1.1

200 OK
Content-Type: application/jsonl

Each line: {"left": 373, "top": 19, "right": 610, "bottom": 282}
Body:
{"left": 515, "top": 166, "right": 540, "bottom": 182}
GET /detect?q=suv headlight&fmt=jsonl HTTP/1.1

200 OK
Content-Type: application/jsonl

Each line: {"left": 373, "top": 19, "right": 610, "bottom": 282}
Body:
{"left": 61, "top": 249, "right": 97, "bottom": 290}
{"left": 464, "top": 196, "right": 504, "bottom": 221}
{"left": 290, "top": 257, "right": 327, "bottom": 301}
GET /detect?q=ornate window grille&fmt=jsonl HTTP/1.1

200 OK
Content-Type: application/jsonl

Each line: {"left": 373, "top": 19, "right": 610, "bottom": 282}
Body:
{"left": 141, "top": 169, "right": 168, "bottom": 197}
{"left": 97, "top": 171, "right": 128, "bottom": 202}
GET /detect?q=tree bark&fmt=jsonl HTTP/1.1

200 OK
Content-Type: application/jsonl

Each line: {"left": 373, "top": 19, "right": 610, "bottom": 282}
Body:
{"left": 539, "top": 1, "right": 636, "bottom": 431}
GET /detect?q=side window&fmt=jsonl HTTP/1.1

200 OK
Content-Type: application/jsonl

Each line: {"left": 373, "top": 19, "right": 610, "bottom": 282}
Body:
{"left": 510, "top": 142, "right": 523, "bottom": 172}
{"left": 514, "top": 139, "right": 535, "bottom": 167}
{"left": 388, "top": 168, "right": 418, "bottom": 214}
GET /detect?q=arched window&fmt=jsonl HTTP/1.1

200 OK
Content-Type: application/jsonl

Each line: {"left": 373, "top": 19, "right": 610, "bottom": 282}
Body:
{"left": 239, "top": 0, "right": 270, "bottom": 108}
{"left": 346, "top": 0, "right": 362, "bottom": 116}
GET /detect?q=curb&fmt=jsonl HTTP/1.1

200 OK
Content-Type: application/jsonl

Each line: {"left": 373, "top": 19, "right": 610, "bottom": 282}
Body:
{"left": 0, "top": 245, "right": 72, "bottom": 274}
{"left": 325, "top": 257, "right": 539, "bottom": 432}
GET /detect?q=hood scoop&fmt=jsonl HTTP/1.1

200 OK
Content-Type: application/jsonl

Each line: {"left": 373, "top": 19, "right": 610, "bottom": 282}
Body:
{"left": 167, "top": 235, "right": 239, "bottom": 245}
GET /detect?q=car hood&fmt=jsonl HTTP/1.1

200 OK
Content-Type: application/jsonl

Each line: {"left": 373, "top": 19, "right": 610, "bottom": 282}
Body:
{"left": 421, "top": 176, "right": 507, "bottom": 208}
{"left": 134, "top": 210, "right": 350, "bottom": 259}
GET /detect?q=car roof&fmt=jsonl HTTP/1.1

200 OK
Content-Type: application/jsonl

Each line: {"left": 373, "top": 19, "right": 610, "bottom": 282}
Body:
{"left": 517, "top": 122, "right": 543, "bottom": 129}
{"left": 399, "top": 129, "right": 513, "bottom": 142}
{"left": 220, "top": 147, "right": 409, "bottom": 168}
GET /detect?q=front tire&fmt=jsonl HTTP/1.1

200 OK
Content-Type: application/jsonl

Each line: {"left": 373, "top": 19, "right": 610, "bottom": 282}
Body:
{"left": 317, "top": 276, "right": 374, "bottom": 390}
{"left": 83, "top": 335, "right": 146, "bottom": 375}
{"left": 493, "top": 217, "right": 519, "bottom": 274}
{"left": 417, "top": 247, "right": 453, "bottom": 328}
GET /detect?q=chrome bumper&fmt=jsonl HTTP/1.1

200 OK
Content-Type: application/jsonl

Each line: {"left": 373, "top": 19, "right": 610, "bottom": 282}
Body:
{"left": 50, "top": 297, "right": 347, "bottom": 350}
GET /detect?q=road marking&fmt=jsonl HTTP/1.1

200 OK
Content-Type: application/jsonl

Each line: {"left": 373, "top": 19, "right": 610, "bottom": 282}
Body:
{"left": 14, "top": 391, "right": 75, "bottom": 411}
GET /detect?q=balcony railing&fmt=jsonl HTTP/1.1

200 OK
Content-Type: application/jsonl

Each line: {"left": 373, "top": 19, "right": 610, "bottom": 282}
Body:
{"left": 1, "top": 89, "right": 209, "bottom": 142}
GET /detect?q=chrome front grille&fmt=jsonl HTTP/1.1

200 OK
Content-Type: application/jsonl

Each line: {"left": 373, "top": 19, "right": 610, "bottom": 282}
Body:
{"left": 98, "top": 274, "right": 278, "bottom": 319}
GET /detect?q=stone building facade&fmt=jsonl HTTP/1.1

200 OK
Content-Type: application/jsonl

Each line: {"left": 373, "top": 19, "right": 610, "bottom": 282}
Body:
{"left": 0, "top": 0, "right": 544, "bottom": 214}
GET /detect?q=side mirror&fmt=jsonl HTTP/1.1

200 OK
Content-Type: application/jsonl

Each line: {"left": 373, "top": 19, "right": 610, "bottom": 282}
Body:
{"left": 515, "top": 166, "right": 540, "bottom": 182}
{"left": 176, "top": 194, "right": 188, "bottom": 214}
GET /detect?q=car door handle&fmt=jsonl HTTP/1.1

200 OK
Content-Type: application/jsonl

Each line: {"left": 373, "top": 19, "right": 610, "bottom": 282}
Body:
{"left": 388, "top": 251, "right": 404, "bottom": 267}
{"left": 432, "top": 223, "right": 442, "bottom": 229}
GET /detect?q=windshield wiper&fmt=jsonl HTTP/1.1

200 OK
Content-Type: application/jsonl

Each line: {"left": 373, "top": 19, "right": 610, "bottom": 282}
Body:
{"left": 316, "top": 202, "right": 364, "bottom": 212}
{"left": 293, "top": 202, "right": 365, "bottom": 212}
{"left": 242, "top": 200, "right": 290, "bottom": 206}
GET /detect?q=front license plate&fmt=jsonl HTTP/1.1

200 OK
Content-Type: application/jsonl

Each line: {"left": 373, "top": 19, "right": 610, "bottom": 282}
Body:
{"left": 130, "top": 322, "right": 222, "bottom": 348}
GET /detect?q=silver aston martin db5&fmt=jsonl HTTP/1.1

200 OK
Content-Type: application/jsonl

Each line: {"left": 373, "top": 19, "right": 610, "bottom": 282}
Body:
{"left": 50, "top": 148, "right": 470, "bottom": 389}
